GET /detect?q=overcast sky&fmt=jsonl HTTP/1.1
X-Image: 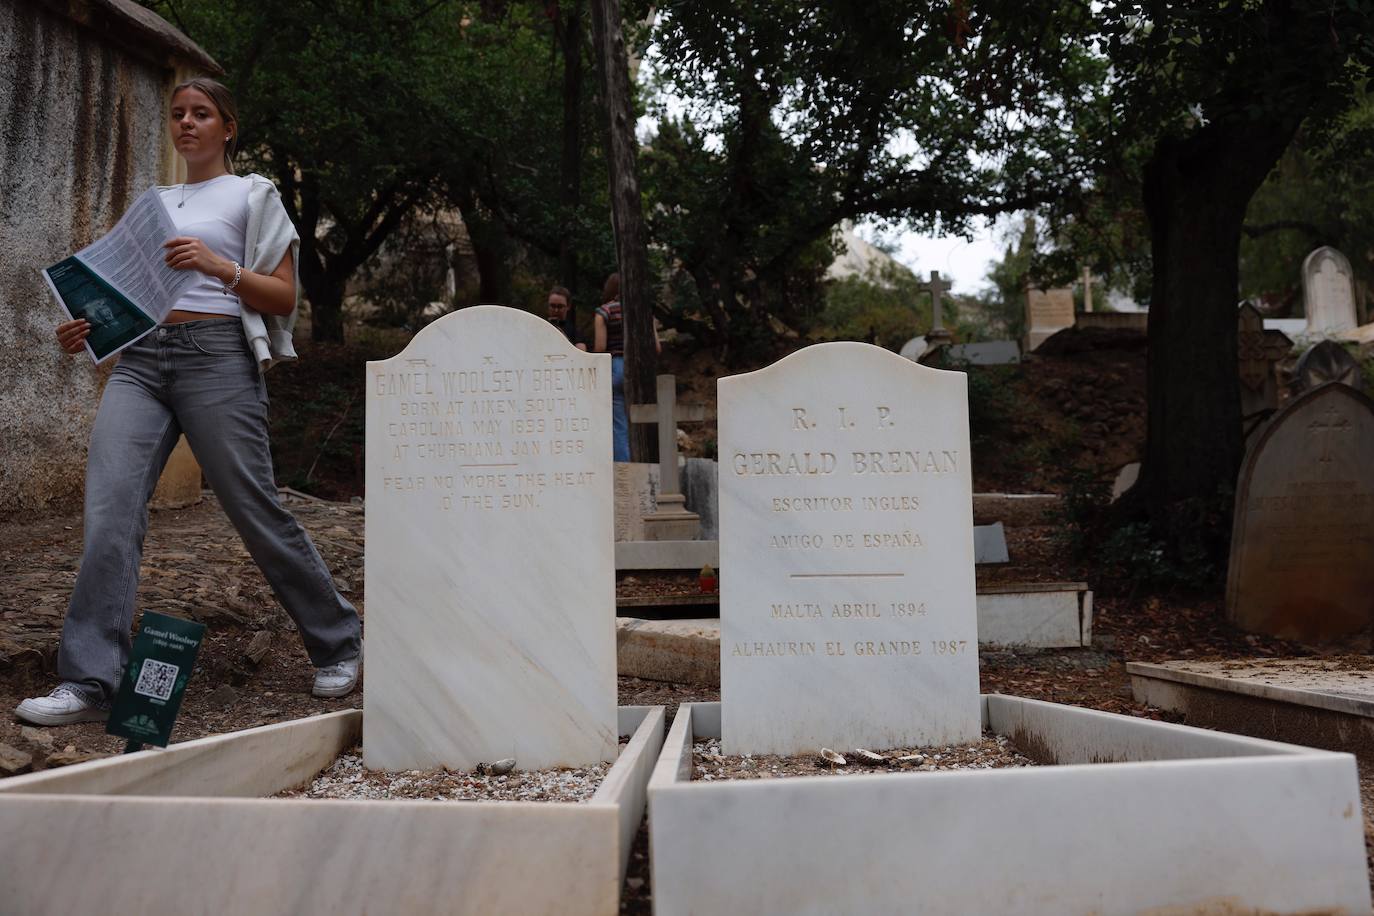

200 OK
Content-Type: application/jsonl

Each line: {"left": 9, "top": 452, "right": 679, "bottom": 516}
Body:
{"left": 862, "top": 220, "right": 1006, "bottom": 296}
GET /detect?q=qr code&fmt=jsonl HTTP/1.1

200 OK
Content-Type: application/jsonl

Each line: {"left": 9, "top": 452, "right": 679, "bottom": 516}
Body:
{"left": 134, "top": 659, "right": 179, "bottom": 701}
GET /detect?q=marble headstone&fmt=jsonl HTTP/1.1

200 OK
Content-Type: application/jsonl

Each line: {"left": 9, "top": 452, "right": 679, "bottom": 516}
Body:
{"left": 718, "top": 342, "right": 981, "bottom": 755}
{"left": 614, "top": 462, "right": 660, "bottom": 541}
{"left": 1025, "top": 286, "right": 1075, "bottom": 351}
{"left": 1227, "top": 383, "right": 1374, "bottom": 643}
{"left": 1293, "top": 340, "right": 1364, "bottom": 396}
{"left": 681, "top": 457, "right": 720, "bottom": 541}
{"left": 364, "top": 306, "right": 616, "bottom": 770}
{"left": 1302, "top": 246, "right": 1358, "bottom": 335}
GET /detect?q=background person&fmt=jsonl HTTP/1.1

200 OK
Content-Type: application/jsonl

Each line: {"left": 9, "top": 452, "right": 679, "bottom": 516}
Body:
{"left": 593, "top": 273, "right": 660, "bottom": 462}
{"left": 17, "top": 77, "right": 361, "bottom": 726}
{"left": 545, "top": 284, "right": 586, "bottom": 350}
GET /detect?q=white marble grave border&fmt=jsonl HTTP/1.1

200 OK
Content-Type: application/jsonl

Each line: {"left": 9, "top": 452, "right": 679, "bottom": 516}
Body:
{"left": 0, "top": 706, "right": 665, "bottom": 916}
{"left": 1130, "top": 660, "right": 1374, "bottom": 759}
{"left": 648, "top": 699, "right": 1369, "bottom": 916}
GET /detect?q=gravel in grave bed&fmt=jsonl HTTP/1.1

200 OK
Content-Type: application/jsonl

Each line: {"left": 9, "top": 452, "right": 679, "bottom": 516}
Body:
{"left": 277, "top": 739, "right": 629, "bottom": 803}
{"left": 692, "top": 732, "right": 1036, "bottom": 781}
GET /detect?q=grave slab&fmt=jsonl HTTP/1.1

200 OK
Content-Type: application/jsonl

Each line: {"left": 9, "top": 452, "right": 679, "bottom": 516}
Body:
{"left": 945, "top": 339, "right": 1020, "bottom": 365}
{"left": 975, "top": 581, "right": 1091, "bottom": 648}
{"left": 616, "top": 618, "right": 720, "bottom": 687}
{"left": 365, "top": 306, "right": 616, "bottom": 771}
{"left": 0, "top": 707, "right": 665, "bottom": 916}
{"left": 1130, "top": 658, "right": 1374, "bottom": 760}
{"left": 1226, "top": 382, "right": 1374, "bottom": 643}
{"left": 617, "top": 585, "right": 1091, "bottom": 684}
{"left": 649, "top": 699, "right": 1369, "bottom": 916}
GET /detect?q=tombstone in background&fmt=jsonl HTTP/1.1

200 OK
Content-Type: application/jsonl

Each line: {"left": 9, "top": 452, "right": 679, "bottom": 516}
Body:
{"left": 898, "top": 335, "right": 927, "bottom": 361}
{"left": 614, "top": 462, "right": 659, "bottom": 541}
{"left": 1227, "top": 383, "right": 1374, "bottom": 643}
{"left": 681, "top": 458, "right": 719, "bottom": 541}
{"left": 365, "top": 306, "right": 617, "bottom": 770}
{"left": 1237, "top": 303, "right": 1293, "bottom": 418}
{"left": 945, "top": 340, "right": 1020, "bottom": 366}
{"left": 718, "top": 342, "right": 981, "bottom": 754}
{"left": 1303, "top": 246, "right": 1359, "bottom": 335}
{"left": 921, "top": 270, "right": 953, "bottom": 349}
{"left": 1025, "top": 286, "right": 1075, "bottom": 351}
{"left": 1293, "top": 340, "right": 1364, "bottom": 396}
{"left": 1111, "top": 462, "right": 1141, "bottom": 502}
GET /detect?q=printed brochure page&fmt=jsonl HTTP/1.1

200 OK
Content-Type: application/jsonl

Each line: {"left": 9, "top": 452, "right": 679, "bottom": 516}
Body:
{"left": 41, "top": 187, "right": 199, "bottom": 363}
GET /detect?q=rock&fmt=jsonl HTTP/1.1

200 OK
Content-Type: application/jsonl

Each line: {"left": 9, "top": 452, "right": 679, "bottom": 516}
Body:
{"left": 206, "top": 684, "right": 238, "bottom": 707}
{"left": 243, "top": 630, "right": 273, "bottom": 666}
{"left": 488, "top": 758, "right": 516, "bottom": 776}
{"left": 45, "top": 745, "right": 106, "bottom": 769}
{"left": 19, "top": 726, "right": 54, "bottom": 752}
{"left": 0, "top": 742, "right": 34, "bottom": 775}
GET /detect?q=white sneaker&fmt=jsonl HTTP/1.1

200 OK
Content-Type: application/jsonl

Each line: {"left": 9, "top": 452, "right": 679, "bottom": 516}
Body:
{"left": 15, "top": 685, "right": 107, "bottom": 726}
{"left": 312, "top": 655, "right": 360, "bottom": 698}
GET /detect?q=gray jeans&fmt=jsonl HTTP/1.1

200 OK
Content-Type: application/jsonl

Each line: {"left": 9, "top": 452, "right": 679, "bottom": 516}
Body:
{"left": 58, "top": 318, "right": 361, "bottom": 703}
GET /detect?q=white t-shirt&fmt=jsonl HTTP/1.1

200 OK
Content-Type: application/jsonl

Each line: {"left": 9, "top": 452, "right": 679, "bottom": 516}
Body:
{"left": 159, "top": 174, "right": 252, "bottom": 317}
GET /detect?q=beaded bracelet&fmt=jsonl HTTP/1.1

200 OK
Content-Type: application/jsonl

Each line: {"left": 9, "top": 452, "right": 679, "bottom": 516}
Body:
{"left": 222, "top": 262, "right": 243, "bottom": 295}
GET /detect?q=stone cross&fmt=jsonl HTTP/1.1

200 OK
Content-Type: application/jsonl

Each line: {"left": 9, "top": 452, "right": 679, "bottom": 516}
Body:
{"left": 629, "top": 374, "right": 714, "bottom": 540}
{"left": 1237, "top": 303, "right": 1292, "bottom": 419}
{"left": 1309, "top": 405, "right": 1352, "bottom": 465}
{"left": 922, "top": 270, "right": 953, "bottom": 345}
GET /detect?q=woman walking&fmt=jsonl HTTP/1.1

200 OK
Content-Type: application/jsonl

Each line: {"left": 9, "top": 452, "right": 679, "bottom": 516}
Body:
{"left": 17, "top": 78, "right": 361, "bottom": 726}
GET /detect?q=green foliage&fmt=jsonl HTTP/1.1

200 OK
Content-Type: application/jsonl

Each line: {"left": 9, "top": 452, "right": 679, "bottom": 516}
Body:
{"left": 962, "top": 364, "right": 1021, "bottom": 452}
{"left": 1240, "top": 92, "right": 1374, "bottom": 311}
{"left": 643, "top": 2, "right": 1106, "bottom": 360}
{"left": 143, "top": 0, "right": 618, "bottom": 338}
{"left": 1058, "top": 470, "right": 1229, "bottom": 595}
{"left": 815, "top": 261, "right": 928, "bottom": 351}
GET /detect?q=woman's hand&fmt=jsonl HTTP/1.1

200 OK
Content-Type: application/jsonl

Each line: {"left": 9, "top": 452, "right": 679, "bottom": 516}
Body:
{"left": 164, "top": 236, "right": 232, "bottom": 283}
{"left": 56, "top": 319, "right": 91, "bottom": 355}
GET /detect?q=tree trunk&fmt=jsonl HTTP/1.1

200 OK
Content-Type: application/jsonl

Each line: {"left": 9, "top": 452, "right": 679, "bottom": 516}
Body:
{"left": 305, "top": 276, "right": 346, "bottom": 343}
{"left": 558, "top": 0, "right": 584, "bottom": 301}
{"left": 590, "top": 0, "right": 657, "bottom": 463}
{"left": 1136, "top": 116, "right": 1301, "bottom": 553}
{"left": 296, "top": 243, "right": 346, "bottom": 343}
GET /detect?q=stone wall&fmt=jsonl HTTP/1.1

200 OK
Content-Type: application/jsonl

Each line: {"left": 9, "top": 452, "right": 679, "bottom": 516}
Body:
{"left": 0, "top": 0, "right": 215, "bottom": 516}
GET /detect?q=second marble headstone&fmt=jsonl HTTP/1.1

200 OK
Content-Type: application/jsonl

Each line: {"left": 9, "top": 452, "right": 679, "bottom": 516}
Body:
{"left": 364, "top": 306, "right": 616, "bottom": 770}
{"left": 718, "top": 342, "right": 981, "bottom": 755}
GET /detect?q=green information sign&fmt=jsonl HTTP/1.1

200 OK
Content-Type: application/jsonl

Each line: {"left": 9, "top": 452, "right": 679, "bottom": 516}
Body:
{"left": 106, "top": 611, "right": 206, "bottom": 749}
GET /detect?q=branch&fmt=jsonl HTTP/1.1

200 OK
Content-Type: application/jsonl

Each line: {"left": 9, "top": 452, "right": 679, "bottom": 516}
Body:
{"left": 1241, "top": 219, "right": 1323, "bottom": 240}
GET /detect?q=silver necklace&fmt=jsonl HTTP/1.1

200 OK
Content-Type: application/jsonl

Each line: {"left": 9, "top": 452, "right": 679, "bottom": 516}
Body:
{"left": 177, "top": 176, "right": 221, "bottom": 208}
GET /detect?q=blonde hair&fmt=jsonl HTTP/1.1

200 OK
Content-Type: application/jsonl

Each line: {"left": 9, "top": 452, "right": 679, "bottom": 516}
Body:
{"left": 171, "top": 77, "right": 239, "bottom": 174}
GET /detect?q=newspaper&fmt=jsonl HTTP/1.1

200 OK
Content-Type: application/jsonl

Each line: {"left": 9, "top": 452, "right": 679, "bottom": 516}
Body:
{"left": 42, "top": 187, "right": 200, "bottom": 363}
